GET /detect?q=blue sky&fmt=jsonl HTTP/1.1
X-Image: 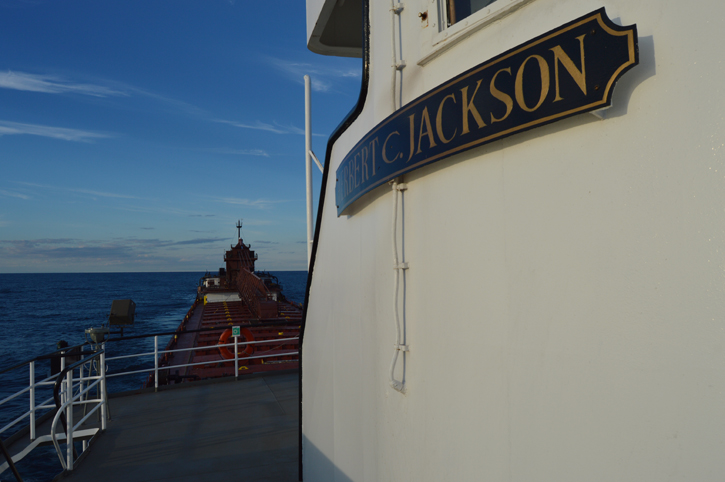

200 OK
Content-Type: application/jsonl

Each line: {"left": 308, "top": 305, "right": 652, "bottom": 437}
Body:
{"left": 0, "top": 0, "right": 360, "bottom": 273}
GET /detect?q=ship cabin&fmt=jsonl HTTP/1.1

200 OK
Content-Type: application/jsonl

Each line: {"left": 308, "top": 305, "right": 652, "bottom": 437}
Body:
{"left": 223, "top": 238, "right": 257, "bottom": 287}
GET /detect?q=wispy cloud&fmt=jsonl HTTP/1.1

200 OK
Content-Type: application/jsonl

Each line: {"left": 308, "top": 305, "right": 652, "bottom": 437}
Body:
{"left": 214, "top": 197, "right": 286, "bottom": 209}
{"left": 174, "top": 237, "right": 226, "bottom": 246}
{"left": 0, "top": 238, "right": 131, "bottom": 262}
{"left": 0, "top": 236, "right": 228, "bottom": 262}
{"left": 272, "top": 122, "right": 325, "bottom": 137}
{"left": 266, "top": 57, "right": 361, "bottom": 93}
{"left": 214, "top": 119, "right": 324, "bottom": 137}
{"left": 214, "top": 119, "right": 287, "bottom": 134}
{"left": 14, "top": 182, "right": 138, "bottom": 200}
{"left": 132, "top": 89, "right": 209, "bottom": 118}
{"left": 0, "top": 120, "right": 113, "bottom": 142}
{"left": 280, "top": 124, "right": 306, "bottom": 135}
{"left": 0, "top": 70, "right": 211, "bottom": 120}
{"left": 206, "top": 147, "right": 270, "bottom": 157}
{"left": 0, "top": 71, "right": 128, "bottom": 97}
{"left": 67, "top": 188, "right": 138, "bottom": 199}
{"left": 0, "top": 189, "right": 30, "bottom": 200}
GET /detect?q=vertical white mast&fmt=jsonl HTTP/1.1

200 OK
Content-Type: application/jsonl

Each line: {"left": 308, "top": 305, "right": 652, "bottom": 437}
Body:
{"left": 305, "top": 75, "right": 313, "bottom": 268}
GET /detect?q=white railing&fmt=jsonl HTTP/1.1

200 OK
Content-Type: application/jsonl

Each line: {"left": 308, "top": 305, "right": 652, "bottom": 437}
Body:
{"left": 50, "top": 350, "right": 106, "bottom": 472}
{"left": 105, "top": 335, "right": 299, "bottom": 389}
{"left": 0, "top": 334, "right": 299, "bottom": 479}
{"left": 0, "top": 347, "right": 106, "bottom": 479}
{"left": 0, "top": 363, "right": 54, "bottom": 438}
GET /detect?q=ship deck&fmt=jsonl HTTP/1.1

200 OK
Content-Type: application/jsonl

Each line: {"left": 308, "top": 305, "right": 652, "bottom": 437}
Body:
{"left": 57, "top": 372, "right": 298, "bottom": 482}
{"left": 155, "top": 292, "right": 302, "bottom": 386}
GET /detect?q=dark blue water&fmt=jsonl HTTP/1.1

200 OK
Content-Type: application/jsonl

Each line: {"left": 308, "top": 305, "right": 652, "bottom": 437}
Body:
{"left": 0, "top": 271, "right": 307, "bottom": 482}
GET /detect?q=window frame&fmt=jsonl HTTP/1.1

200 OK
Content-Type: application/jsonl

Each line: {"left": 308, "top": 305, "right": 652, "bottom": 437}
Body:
{"left": 418, "top": 0, "right": 536, "bottom": 66}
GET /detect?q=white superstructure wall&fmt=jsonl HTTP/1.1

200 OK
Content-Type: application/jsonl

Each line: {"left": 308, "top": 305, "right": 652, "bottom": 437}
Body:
{"left": 303, "top": 1, "right": 725, "bottom": 480}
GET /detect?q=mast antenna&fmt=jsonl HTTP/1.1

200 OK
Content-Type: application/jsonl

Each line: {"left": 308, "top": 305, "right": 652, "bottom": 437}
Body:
{"left": 236, "top": 219, "right": 243, "bottom": 240}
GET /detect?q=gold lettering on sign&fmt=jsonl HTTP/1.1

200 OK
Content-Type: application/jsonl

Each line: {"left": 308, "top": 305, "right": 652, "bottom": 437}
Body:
{"left": 436, "top": 93, "right": 457, "bottom": 144}
{"left": 369, "top": 137, "right": 379, "bottom": 176}
{"left": 489, "top": 67, "right": 514, "bottom": 123}
{"left": 348, "top": 159, "right": 354, "bottom": 190}
{"left": 383, "top": 131, "right": 402, "bottom": 164}
{"left": 361, "top": 146, "right": 369, "bottom": 182}
{"left": 460, "top": 79, "right": 486, "bottom": 135}
{"left": 551, "top": 34, "right": 587, "bottom": 101}
{"left": 515, "top": 55, "right": 550, "bottom": 112}
{"left": 416, "top": 107, "right": 437, "bottom": 155}
{"left": 343, "top": 165, "right": 349, "bottom": 196}
{"left": 354, "top": 153, "right": 360, "bottom": 188}
{"left": 407, "top": 114, "right": 415, "bottom": 162}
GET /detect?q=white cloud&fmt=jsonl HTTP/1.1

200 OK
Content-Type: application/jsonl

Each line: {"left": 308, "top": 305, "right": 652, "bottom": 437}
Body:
{"left": 215, "top": 197, "right": 287, "bottom": 209}
{"left": 214, "top": 119, "right": 287, "bottom": 134}
{"left": 265, "top": 57, "right": 361, "bottom": 93}
{"left": 67, "top": 188, "right": 139, "bottom": 199}
{"left": 132, "top": 88, "right": 210, "bottom": 118}
{"left": 0, "top": 120, "right": 112, "bottom": 142}
{"left": 272, "top": 122, "right": 325, "bottom": 137}
{"left": 214, "top": 119, "right": 324, "bottom": 137}
{"left": 0, "top": 70, "right": 211, "bottom": 119}
{"left": 0, "top": 70, "right": 128, "bottom": 97}
{"left": 13, "top": 182, "right": 139, "bottom": 200}
{"left": 0, "top": 189, "right": 30, "bottom": 200}
{"left": 207, "top": 147, "right": 270, "bottom": 157}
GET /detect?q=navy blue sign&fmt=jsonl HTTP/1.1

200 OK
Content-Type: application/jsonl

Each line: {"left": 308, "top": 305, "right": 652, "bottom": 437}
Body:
{"left": 335, "top": 8, "right": 638, "bottom": 215}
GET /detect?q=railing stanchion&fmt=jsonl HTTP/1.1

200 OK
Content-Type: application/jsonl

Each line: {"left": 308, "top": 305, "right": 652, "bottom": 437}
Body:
{"left": 78, "top": 360, "right": 84, "bottom": 404}
{"left": 29, "top": 360, "right": 35, "bottom": 441}
{"left": 60, "top": 351, "right": 66, "bottom": 406}
{"left": 66, "top": 368, "right": 74, "bottom": 471}
{"left": 154, "top": 336, "right": 159, "bottom": 392}
{"left": 100, "top": 350, "right": 107, "bottom": 430}
{"left": 81, "top": 356, "right": 88, "bottom": 451}
{"left": 234, "top": 336, "right": 239, "bottom": 379}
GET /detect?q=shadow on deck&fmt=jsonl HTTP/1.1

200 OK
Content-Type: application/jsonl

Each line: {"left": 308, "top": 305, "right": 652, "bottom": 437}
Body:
{"left": 54, "top": 372, "right": 299, "bottom": 482}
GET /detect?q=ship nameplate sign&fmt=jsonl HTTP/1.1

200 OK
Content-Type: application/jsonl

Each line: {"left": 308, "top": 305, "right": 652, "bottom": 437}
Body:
{"left": 335, "top": 8, "right": 638, "bottom": 215}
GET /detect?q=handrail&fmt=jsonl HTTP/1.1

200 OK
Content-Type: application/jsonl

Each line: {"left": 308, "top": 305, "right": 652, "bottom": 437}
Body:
{"left": 0, "top": 343, "right": 88, "bottom": 376}
{"left": 0, "top": 362, "right": 72, "bottom": 437}
{"left": 107, "top": 351, "right": 299, "bottom": 380}
{"left": 51, "top": 350, "right": 103, "bottom": 440}
{"left": 2, "top": 320, "right": 300, "bottom": 377}
{"left": 102, "top": 319, "right": 299, "bottom": 343}
{"left": 50, "top": 349, "right": 105, "bottom": 472}
{"left": 105, "top": 335, "right": 299, "bottom": 364}
{"left": 50, "top": 377, "right": 104, "bottom": 471}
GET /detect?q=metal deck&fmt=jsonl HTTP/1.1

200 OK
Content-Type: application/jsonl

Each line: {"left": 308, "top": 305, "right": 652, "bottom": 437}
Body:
{"left": 56, "top": 372, "right": 299, "bottom": 482}
{"left": 155, "top": 295, "right": 302, "bottom": 386}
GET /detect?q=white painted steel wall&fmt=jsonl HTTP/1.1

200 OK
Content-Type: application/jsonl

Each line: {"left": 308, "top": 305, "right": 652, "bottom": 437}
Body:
{"left": 303, "top": 1, "right": 725, "bottom": 480}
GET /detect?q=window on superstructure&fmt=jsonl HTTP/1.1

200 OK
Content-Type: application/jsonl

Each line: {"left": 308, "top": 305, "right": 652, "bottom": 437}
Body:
{"left": 445, "top": 0, "right": 498, "bottom": 27}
